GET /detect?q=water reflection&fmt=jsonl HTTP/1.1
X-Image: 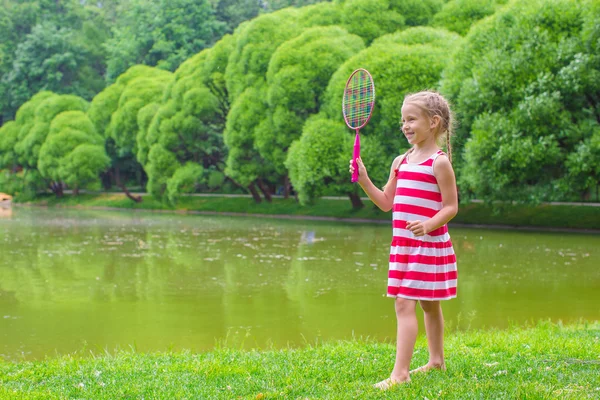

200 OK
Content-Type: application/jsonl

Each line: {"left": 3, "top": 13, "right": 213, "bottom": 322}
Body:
{"left": 0, "top": 207, "right": 598, "bottom": 360}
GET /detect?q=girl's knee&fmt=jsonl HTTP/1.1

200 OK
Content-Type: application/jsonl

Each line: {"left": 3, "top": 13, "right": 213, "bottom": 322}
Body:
{"left": 394, "top": 297, "right": 416, "bottom": 315}
{"left": 419, "top": 300, "right": 442, "bottom": 314}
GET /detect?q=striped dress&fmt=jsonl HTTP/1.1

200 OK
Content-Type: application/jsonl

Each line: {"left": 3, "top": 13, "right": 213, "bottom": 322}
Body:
{"left": 388, "top": 150, "right": 457, "bottom": 301}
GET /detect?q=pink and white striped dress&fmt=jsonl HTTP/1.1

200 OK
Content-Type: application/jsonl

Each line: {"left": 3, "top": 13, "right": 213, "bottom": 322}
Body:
{"left": 388, "top": 150, "right": 457, "bottom": 300}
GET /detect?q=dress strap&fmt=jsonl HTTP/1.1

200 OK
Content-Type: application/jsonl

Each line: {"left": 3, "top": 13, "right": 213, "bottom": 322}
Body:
{"left": 432, "top": 150, "right": 445, "bottom": 159}
{"left": 393, "top": 152, "right": 410, "bottom": 177}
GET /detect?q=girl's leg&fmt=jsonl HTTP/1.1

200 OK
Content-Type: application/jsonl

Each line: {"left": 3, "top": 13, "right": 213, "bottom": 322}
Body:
{"left": 389, "top": 297, "right": 418, "bottom": 382}
{"left": 412, "top": 300, "right": 445, "bottom": 372}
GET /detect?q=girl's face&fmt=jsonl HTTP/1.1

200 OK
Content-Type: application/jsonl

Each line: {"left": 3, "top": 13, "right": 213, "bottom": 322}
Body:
{"left": 400, "top": 102, "right": 436, "bottom": 145}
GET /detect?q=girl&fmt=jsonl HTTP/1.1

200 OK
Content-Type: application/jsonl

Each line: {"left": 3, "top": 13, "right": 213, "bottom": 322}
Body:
{"left": 349, "top": 90, "right": 458, "bottom": 390}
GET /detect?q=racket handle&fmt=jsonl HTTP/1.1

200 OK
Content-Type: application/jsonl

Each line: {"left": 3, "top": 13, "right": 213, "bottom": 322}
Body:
{"left": 351, "top": 133, "right": 360, "bottom": 183}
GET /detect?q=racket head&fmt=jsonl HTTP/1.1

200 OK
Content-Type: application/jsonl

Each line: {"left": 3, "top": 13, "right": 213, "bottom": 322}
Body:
{"left": 342, "top": 68, "right": 376, "bottom": 131}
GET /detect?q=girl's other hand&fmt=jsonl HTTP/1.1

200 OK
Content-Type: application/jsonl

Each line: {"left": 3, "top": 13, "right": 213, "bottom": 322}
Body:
{"left": 406, "top": 220, "right": 430, "bottom": 236}
{"left": 349, "top": 157, "right": 368, "bottom": 184}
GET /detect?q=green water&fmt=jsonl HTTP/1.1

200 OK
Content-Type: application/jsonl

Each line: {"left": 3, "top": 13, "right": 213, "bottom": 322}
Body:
{"left": 0, "top": 207, "right": 598, "bottom": 360}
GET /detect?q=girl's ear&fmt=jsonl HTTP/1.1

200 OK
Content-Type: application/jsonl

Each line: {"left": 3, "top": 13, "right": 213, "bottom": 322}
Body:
{"left": 430, "top": 115, "right": 441, "bottom": 130}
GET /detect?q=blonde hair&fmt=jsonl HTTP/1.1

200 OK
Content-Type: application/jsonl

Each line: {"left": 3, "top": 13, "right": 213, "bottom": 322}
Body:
{"left": 402, "top": 90, "right": 455, "bottom": 163}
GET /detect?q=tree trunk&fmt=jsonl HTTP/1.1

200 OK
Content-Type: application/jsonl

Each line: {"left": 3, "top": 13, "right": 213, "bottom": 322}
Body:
{"left": 114, "top": 166, "right": 142, "bottom": 203}
{"left": 257, "top": 178, "right": 272, "bottom": 202}
{"left": 50, "top": 182, "right": 63, "bottom": 197}
{"left": 248, "top": 182, "right": 262, "bottom": 203}
{"left": 348, "top": 192, "right": 364, "bottom": 209}
{"left": 283, "top": 175, "right": 291, "bottom": 199}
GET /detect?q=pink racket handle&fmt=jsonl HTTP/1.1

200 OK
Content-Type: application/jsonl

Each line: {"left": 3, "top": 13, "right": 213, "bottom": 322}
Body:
{"left": 351, "top": 132, "right": 360, "bottom": 183}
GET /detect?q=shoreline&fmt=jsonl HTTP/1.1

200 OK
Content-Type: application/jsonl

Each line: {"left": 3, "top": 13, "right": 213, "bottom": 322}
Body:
{"left": 12, "top": 200, "right": 600, "bottom": 235}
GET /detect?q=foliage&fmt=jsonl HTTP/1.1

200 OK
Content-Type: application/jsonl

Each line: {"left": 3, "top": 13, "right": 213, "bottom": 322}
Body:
{"left": 166, "top": 162, "right": 205, "bottom": 204}
{"left": 388, "top": 0, "right": 444, "bottom": 27}
{"left": 107, "top": 66, "right": 173, "bottom": 158}
{"left": 37, "top": 110, "right": 109, "bottom": 191}
{"left": 440, "top": 0, "right": 600, "bottom": 202}
{"left": 298, "top": 1, "right": 343, "bottom": 27}
{"left": 87, "top": 83, "right": 125, "bottom": 138}
{"left": 286, "top": 116, "right": 387, "bottom": 205}
{"left": 14, "top": 93, "right": 89, "bottom": 170}
{"left": 371, "top": 25, "right": 462, "bottom": 48}
{"left": 0, "top": 121, "right": 20, "bottom": 169}
{"left": 225, "top": 8, "right": 302, "bottom": 103}
{"left": 257, "top": 26, "right": 365, "bottom": 175}
{"left": 340, "top": 0, "right": 405, "bottom": 45}
{"left": 431, "top": 0, "right": 500, "bottom": 36}
{"left": 224, "top": 86, "right": 271, "bottom": 187}
{"left": 0, "top": 0, "right": 109, "bottom": 122}
{"left": 145, "top": 144, "right": 178, "bottom": 198}
{"left": 139, "top": 35, "right": 234, "bottom": 201}
{"left": 104, "top": 0, "right": 226, "bottom": 81}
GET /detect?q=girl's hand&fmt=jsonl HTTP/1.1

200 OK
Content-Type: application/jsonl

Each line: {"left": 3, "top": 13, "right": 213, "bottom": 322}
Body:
{"left": 406, "top": 220, "right": 430, "bottom": 237}
{"left": 349, "top": 157, "right": 368, "bottom": 184}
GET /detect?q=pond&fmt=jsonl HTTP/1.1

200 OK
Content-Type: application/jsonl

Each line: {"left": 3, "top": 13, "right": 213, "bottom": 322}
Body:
{"left": 0, "top": 207, "right": 598, "bottom": 360}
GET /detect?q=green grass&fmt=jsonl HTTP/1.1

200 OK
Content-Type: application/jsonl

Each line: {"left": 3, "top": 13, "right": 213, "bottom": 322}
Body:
{"left": 1, "top": 322, "right": 598, "bottom": 399}
{"left": 19, "top": 193, "right": 600, "bottom": 231}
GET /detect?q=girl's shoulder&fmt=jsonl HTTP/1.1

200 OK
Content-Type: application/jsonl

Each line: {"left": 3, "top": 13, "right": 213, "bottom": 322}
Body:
{"left": 432, "top": 152, "right": 455, "bottom": 176}
{"left": 391, "top": 152, "right": 409, "bottom": 174}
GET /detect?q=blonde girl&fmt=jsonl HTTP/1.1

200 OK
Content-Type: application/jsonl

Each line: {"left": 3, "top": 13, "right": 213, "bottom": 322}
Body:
{"left": 349, "top": 90, "right": 458, "bottom": 390}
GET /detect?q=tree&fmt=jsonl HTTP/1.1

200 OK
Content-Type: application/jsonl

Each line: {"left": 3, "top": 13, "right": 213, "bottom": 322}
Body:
{"left": 12, "top": 93, "right": 90, "bottom": 196}
{"left": 105, "top": 0, "right": 226, "bottom": 81}
{"left": 223, "top": 8, "right": 305, "bottom": 201}
{"left": 15, "top": 93, "right": 89, "bottom": 171}
{"left": 256, "top": 26, "right": 364, "bottom": 195}
{"left": 87, "top": 65, "right": 173, "bottom": 201}
{"left": 38, "top": 111, "right": 110, "bottom": 194}
{"left": 440, "top": 0, "right": 600, "bottom": 202}
{"left": 108, "top": 67, "right": 173, "bottom": 158}
{"left": 223, "top": 86, "right": 273, "bottom": 203}
{"left": 0, "top": 0, "right": 110, "bottom": 122}
{"left": 2, "top": 23, "right": 100, "bottom": 119}
{"left": 139, "top": 35, "right": 234, "bottom": 203}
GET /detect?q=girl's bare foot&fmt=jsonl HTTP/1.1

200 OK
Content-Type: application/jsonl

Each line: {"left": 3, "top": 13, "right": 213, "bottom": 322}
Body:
{"left": 373, "top": 376, "right": 410, "bottom": 390}
{"left": 410, "top": 362, "right": 446, "bottom": 374}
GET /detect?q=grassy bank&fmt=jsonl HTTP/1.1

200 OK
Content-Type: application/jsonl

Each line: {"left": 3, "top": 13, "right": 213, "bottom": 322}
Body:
{"left": 0, "top": 322, "right": 598, "bottom": 399}
{"left": 18, "top": 192, "right": 600, "bottom": 231}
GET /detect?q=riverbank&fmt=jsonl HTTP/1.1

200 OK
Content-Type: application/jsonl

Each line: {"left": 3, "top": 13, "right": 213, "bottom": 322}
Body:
{"left": 0, "top": 322, "right": 598, "bottom": 399}
{"left": 15, "top": 193, "right": 600, "bottom": 232}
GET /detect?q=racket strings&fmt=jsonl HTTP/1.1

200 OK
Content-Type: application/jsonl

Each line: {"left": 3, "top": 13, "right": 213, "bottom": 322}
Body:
{"left": 343, "top": 72, "right": 375, "bottom": 129}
